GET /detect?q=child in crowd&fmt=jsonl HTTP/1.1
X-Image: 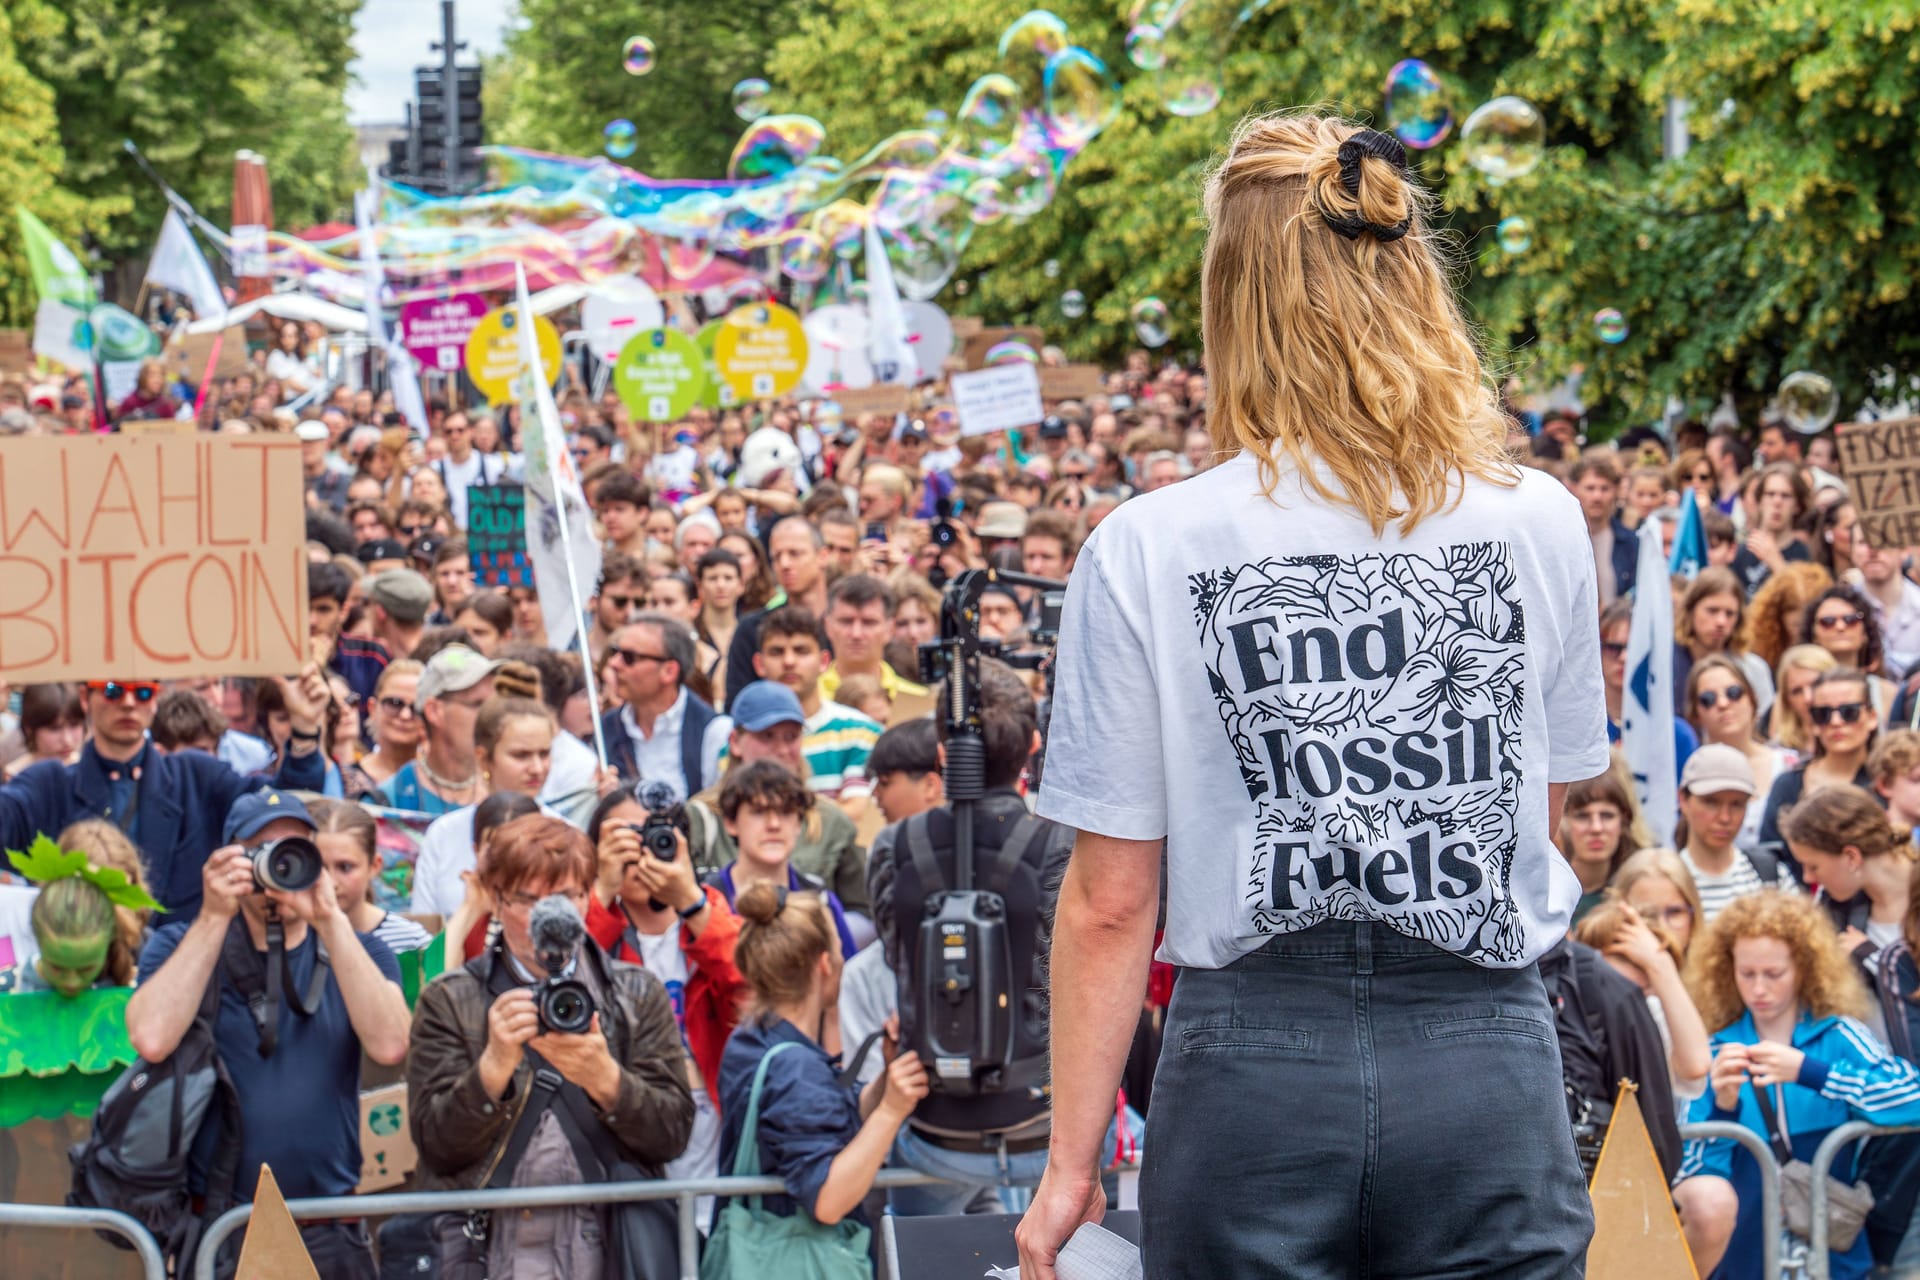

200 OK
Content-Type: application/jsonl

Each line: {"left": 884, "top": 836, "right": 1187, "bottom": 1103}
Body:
{"left": 708, "top": 760, "right": 858, "bottom": 957}
{"left": 712, "top": 883, "right": 928, "bottom": 1245}
{"left": 1573, "top": 900, "right": 1710, "bottom": 1122}
{"left": 831, "top": 672, "right": 893, "bottom": 727}
{"left": 0, "top": 820, "right": 156, "bottom": 996}
{"left": 1674, "top": 892, "right": 1920, "bottom": 1280}
{"left": 308, "top": 797, "right": 433, "bottom": 955}
{"left": 1870, "top": 729, "right": 1920, "bottom": 835}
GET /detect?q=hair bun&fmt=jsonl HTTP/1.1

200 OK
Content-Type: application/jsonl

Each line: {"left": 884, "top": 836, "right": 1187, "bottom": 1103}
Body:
{"left": 492, "top": 660, "right": 543, "bottom": 702}
{"left": 736, "top": 882, "right": 786, "bottom": 926}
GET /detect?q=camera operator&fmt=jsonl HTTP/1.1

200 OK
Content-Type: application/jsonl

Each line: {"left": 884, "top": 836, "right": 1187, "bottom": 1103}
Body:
{"left": 870, "top": 657, "right": 1128, "bottom": 1216}
{"left": 406, "top": 813, "right": 693, "bottom": 1276}
{"left": 583, "top": 787, "right": 747, "bottom": 1206}
{"left": 124, "top": 789, "right": 411, "bottom": 1280}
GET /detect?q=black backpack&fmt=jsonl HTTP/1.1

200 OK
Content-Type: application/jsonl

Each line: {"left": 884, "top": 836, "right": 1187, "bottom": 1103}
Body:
{"left": 67, "top": 918, "right": 327, "bottom": 1268}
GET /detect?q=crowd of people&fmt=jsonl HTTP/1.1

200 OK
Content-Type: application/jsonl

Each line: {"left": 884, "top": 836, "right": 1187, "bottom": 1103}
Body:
{"left": 6, "top": 282, "right": 1920, "bottom": 1278}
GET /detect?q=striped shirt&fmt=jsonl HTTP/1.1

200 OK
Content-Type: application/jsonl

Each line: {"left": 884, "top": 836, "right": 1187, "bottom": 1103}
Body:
{"left": 803, "top": 703, "right": 883, "bottom": 798}
{"left": 1681, "top": 848, "right": 1800, "bottom": 921}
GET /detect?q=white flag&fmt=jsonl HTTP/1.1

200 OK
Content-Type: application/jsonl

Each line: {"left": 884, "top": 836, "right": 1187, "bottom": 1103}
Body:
{"left": 354, "top": 188, "right": 428, "bottom": 435}
{"left": 864, "top": 221, "right": 917, "bottom": 386}
{"left": 1621, "top": 520, "right": 1677, "bottom": 844}
{"left": 31, "top": 298, "right": 93, "bottom": 371}
{"left": 145, "top": 209, "right": 226, "bottom": 319}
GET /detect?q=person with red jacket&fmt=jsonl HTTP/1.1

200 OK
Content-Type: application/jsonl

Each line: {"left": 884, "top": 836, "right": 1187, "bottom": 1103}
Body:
{"left": 585, "top": 789, "right": 746, "bottom": 1207}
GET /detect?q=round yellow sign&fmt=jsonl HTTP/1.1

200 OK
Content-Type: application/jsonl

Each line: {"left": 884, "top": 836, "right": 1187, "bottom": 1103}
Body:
{"left": 464, "top": 306, "right": 563, "bottom": 404}
{"left": 713, "top": 302, "right": 808, "bottom": 402}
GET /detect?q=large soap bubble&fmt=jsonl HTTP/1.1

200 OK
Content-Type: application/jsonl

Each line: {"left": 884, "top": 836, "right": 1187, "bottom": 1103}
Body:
{"left": 1461, "top": 96, "right": 1546, "bottom": 181}
{"left": 1777, "top": 371, "right": 1839, "bottom": 434}
{"left": 1383, "top": 59, "right": 1452, "bottom": 150}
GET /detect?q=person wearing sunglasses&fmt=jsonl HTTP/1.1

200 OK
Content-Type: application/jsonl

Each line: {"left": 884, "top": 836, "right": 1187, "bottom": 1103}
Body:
{"left": 601, "top": 615, "right": 727, "bottom": 805}
{"left": 1757, "top": 666, "right": 1881, "bottom": 862}
{"left": 1683, "top": 655, "right": 1794, "bottom": 853}
{"left": 1599, "top": 597, "right": 1701, "bottom": 769}
{"left": 0, "top": 666, "right": 331, "bottom": 918}
{"left": 1800, "top": 584, "right": 1895, "bottom": 717}
{"left": 342, "top": 661, "right": 424, "bottom": 802}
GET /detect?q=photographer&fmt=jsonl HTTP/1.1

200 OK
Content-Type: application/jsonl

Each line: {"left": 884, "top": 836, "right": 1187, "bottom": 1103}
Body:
{"left": 406, "top": 814, "right": 693, "bottom": 1276}
{"left": 869, "top": 657, "right": 1097, "bottom": 1216}
{"left": 124, "top": 789, "right": 411, "bottom": 1279}
{"left": 583, "top": 787, "right": 747, "bottom": 1196}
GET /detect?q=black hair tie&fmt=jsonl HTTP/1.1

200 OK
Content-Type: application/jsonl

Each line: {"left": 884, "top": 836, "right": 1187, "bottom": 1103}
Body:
{"left": 1319, "top": 128, "right": 1413, "bottom": 243}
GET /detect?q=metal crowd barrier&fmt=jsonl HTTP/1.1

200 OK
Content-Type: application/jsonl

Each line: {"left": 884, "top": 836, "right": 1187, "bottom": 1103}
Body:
{"left": 1807, "top": 1121, "right": 1920, "bottom": 1279}
{"left": 190, "top": 1167, "right": 952, "bottom": 1280}
{"left": 1679, "top": 1121, "right": 1784, "bottom": 1280}
{"left": 0, "top": 1202, "right": 169, "bottom": 1280}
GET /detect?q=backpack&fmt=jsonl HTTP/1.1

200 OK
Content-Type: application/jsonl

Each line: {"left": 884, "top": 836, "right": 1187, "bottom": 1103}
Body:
{"left": 67, "top": 918, "right": 328, "bottom": 1269}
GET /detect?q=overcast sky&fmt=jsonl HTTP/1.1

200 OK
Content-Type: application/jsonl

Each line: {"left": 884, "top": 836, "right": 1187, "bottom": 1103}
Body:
{"left": 348, "top": 0, "right": 517, "bottom": 125}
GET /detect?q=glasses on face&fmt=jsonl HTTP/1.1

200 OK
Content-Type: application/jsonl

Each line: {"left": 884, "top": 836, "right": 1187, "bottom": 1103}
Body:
{"left": 1631, "top": 901, "right": 1694, "bottom": 929}
{"left": 1697, "top": 686, "right": 1747, "bottom": 710}
{"left": 610, "top": 647, "right": 669, "bottom": 668}
{"left": 1810, "top": 701, "right": 1869, "bottom": 727}
{"left": 88, "top": 681, "right": 159, "bottom": 704}
{"left": 397, "top": 522, "right": 426, "bottom": 538}
{"left": 376, "top": 695, "right": 417, "bottom": 717}
{"left": 1816, "top": 611, "right": 1865, "bottom": 631}
{"left": 1692, "top": 471, "right": 1713, "bottom": 484}
{"left": 1600, "top": 641, "right": 1628, "bottom": 658}
{"left": 604, "top": 593, "right": 642, "bottom": 612}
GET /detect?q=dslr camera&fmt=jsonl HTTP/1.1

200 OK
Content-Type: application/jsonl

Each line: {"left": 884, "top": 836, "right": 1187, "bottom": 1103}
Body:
{"left": 247, "top": 837, "right": 322, "bottom": 894}
{"left": 528, "top": 895, "right": 596, "bottom": 1035}
{"left": 629, "top": 781, "right": 691, "bottom": 909}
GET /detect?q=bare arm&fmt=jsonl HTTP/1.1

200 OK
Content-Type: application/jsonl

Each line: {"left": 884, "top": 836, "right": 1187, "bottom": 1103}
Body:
{"left": 1548, "top": 781, "right": 1568, "bottom": 840}
{"left": 127, "top": 846, "right": 253, "bottom": 1062}
{"left": 316, "top": 911, "right": 413, "bottom": 1065}
{"left": 815, "top": 1052, "right": 927, "bottom": 1225}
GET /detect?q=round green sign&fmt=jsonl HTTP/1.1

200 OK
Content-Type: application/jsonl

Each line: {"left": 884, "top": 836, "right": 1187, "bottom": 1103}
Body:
{"left": 693, "top": 321, "right": 733, "bottom": 410}
{"left": 614, "top": 327, "right": 707, "bottom": 422}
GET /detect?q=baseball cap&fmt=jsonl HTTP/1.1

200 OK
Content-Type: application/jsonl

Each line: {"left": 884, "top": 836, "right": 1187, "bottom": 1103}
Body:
{"left": 408, "top": 533, "right": 445, "bottom": 566}
{"left": 1679, "top": 743, "right": 1757, "bottom": 797}
{"left": 1038, "top": 415, "right": 1068, "bottom": 439}
{"left": 367, "top": 568, "right": 435, "bottom": 624}
{"left": 899, "top": 422, "right": 931, "bottom": 446}
{"left": 416, "top": 644, "right": 502, "bottom": 706}
{"left": 356, "top": 537, "right": 409, "bottom": 566}
{"left": 730, "top": 680, "right": 806, "bottom": 733}
{"left": 295, "top": 419, "right": 329, "bottom": 443}
{"left": 223, "top": 787, "right": 317, "bottom": 845}
{"left": 974, "top": 501, "right": 1029, "bottom": 541}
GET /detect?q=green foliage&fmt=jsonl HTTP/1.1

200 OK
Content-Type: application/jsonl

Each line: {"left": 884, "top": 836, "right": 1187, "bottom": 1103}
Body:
{"left": 6, "top": 832, "right": 162, "bottom": 912}
{"left": 7, "top": 0, "right": 358, "bottom": 300}
{"left": 489, "top": 0, "right": 823, "bottom": 181}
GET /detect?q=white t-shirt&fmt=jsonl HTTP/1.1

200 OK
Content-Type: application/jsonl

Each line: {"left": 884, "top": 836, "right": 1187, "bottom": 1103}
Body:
{"left": 541, "top": 730, "right": 603, "bottom": 826}
{"left": 437, "top": 451, "right": 506, "bottom": 530}
{"left": 1039, "top": 454, "right": 1609, "bottom": 970}
{"left": 412, "top": 799, "right": 567, "bottom": 918}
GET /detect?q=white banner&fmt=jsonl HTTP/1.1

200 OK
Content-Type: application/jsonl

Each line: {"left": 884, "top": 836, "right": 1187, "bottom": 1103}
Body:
{"left": 950, "top": 363, "right": 1043, "bottom": 437}
{"left": 146, "top": 209, "right": 226, "bottom": 319}
{"left": 1622, "top": 520, "right": 1678, "bottom": 844}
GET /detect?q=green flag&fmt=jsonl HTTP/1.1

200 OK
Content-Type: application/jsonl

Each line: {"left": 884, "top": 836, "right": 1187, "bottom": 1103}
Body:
{"left": 16, "top": 206, "right": 95, "bottom": 308}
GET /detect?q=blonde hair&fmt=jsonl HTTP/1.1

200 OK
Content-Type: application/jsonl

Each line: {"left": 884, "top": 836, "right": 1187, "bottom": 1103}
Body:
{"left": 734, "top": 883, "right": 837, "bottom": 1014}
{"left": 1612, "top": 847, "right": 1707, "bottom": 955}
{"left": 1574, "top": 899, "right": 1684, "bottom": 973}
{"left": 1687, "top": 890, "right": 1870, "bottom": 1030}
{"left": 52, "top": 819, "right": 151, "bottom": 987}
{"left": 1201, "top": 111, "right": 1513, "bottom": 535}
{"left": 1772, "top": 644, "right": 1839, "bottom": 754}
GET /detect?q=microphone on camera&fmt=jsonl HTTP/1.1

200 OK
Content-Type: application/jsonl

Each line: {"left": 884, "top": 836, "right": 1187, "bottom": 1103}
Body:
{"left": 529, "top": 894, "right": 586, "bottom": 974}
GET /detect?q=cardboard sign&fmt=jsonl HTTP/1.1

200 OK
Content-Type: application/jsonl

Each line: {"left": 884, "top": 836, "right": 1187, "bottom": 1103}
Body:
{"left": 1586, "top": 1082, "right": 1696, "bottom": 1278}
{"left": 950, "top": 363, "right": 1044, "bottom": 438}
{"left": 950, "top": 315, "right": 986, "bottom": 340}
{"left": 0, "top": 329, "right": 31, "bottom": 375}
{"left": 0, "top": 435, "right": 310, "bottom": 682}
{"left": 962, "top": 325, "right": 1045, "bottom": 370}
{"left": 357, "top": 1083, "right": 417, "bottom": 1193}
{"left": 118, "top": 417, "right": 199, "bottom": 435}
{"left": 167, "top": 325, "right": 252, "bottom": 382}
{"left": 714, "top": 302, "right": 809, "bottom": 401}
{"left": 401, "top": 293, "right": 488, "bottom": 373}
{"left": 235, "top": 1166, "right": 321, "bottom": 1280}
{"left": 1838, "top": 417, "right": 1920, "bottom": 551}
{"left": 1040, "top": 364, "right": 1107, "bottom": 399}
{"left": 465, "top": 306, "right": 563, "bottom": 404}
{"left": 467, "top": 483, "right": 533, "bottom": 588}
{"left": 834, "top": 384, "right": 914, "bottom": 416}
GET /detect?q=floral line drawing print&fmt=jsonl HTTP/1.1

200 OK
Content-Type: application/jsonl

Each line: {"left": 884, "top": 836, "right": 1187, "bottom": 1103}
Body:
{"left": 1189, "top": 545, "right": 1530, "bottom": 963}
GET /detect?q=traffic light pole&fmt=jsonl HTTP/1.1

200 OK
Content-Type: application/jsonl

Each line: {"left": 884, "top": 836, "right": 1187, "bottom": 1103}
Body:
{"left": 433, "top": 0, "right": 465, "bottom": 194}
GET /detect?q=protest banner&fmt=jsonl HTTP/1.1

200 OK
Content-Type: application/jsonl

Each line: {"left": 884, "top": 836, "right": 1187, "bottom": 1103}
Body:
{"left": 962, "top": 324, "right": 1045, "bottom": 370}
{"left": 356, "top": 1084, "right": 418, "bottom": 1193}
{"left": 835, "top": 384, "right": 914, "bottom": 416}
{"left": 950, "top": 363, "right": 1045, "bottom": 438}
{"left": 0, "top": 434, "right": 309, "bottom": 683}
{"left": 1838, "top": 417, "right": 1920, "bottom": 551}
{"left": 1040, "top": 364, "right": 1107, "bottom": 399}
{"left": 166, "top": 323, "right": 252, "bottom": 382}
{"left": 0, "top": 329, "right": 30, "bottom": 375}
{"left": 714, "top": 301, "right": 809, "bottom": 400}
{"left": 117, "top": 417, "right": 198, "bottom": 435}
{"left": 466, "top": 482, "right": 533, "bottom": 588}
{"left": 400, "top": 292, "right": 488, "bottom": 372}
{"left": 464, "top": 304, "right": 562, "bottom": 403}
{"left": 613, "top": 327, "right": 707, "bottom": 421}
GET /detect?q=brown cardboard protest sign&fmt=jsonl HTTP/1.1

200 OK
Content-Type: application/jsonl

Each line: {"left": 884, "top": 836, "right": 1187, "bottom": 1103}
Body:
{"left": 167, "top": 325, "right": 252, "bottom": 382}
{"left": 834, "top": 384, "right": 914, "bottom": 416}
{"left": 1039, "top": 364, "right": 1107, "bottom": 400}
{"left": 117, "top": 417, "right": 199, "bottom": 435}
{"left": 1838, "top": 417, "right": 1920, "bottom": 552}
{"left": 1585, "top": 1082, "right": 1698, "bottom": 1279}
{"left": 0, "top": 435, "right": 309, "bottom": 683}
{"left": 357, "top": 1083, "right": 418, "bottom": 1193}
{"left": 0, "top": 330, "right": 31, "bottom": 375}
{"left": 236, "top": 1166, "right": 321, "bottom": 1280}
{"left": 961, "top": 326, "right": 1046, "bottom": 370}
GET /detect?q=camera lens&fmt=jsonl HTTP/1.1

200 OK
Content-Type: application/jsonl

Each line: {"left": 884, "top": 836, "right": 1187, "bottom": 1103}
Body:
{"left": 251, "top": 837, "right": 322, "bottom": 893}
{"left": 538, "top": 979, "right": 595, "bottom": 1035}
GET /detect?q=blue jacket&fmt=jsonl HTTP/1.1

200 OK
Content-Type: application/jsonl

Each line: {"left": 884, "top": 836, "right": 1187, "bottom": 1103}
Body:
{"left": 0, "top": 740, "right": 323, "bottom": 918}
{"left": 1609, "top": 514, "right": 1639, "bottom": 600}
{"left": 1681, "top": 1010, "right": 1920, "bottom": 1280}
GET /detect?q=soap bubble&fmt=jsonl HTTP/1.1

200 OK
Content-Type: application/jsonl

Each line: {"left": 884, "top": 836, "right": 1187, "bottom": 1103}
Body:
{"left": 986, "top": 340, "right": 1040, "bottom": 366}
{"left": 1043, "top": 259, "right": 1061, "bottom": 279}
{"left": 1060, "top": 289, "right": 1087, "bottom": 319}
{"left": 924, "top": 108, "right": 950, "bottom": 126}
{"left": 603, "top": 119, "right": 638, "bottom": 159}
{"left": 1778, "top": 371, "right": 1839, "bottom": 434}
{"left": 1461, "top": 96, "right": 1547, "bottom": 181}
{"left": 622, "top": 36, "right": 656, "bottom": 76}
{"left": 665, "top": 238, "right": 714, "bottom": 281}
{"left": 780, "top": 232, "right": 831, "bottom": 283}
{"left": 731, "top": 78, "right": 771, "bottom": 122}
{"left": 1496, "top": 216, "right": 1532, "bottom": 254}
{"left": 1043, "top": 49, "right": 1120, "bottom": 150}
{"left": 998, "top": 10, "right": 1071, "bottom": 62}
{"left": 951, "top": 74, "right": 1025, "bottom": 162}
{"left": 1126, "top": 25, "right": 1167, "bottom": 70}
{"left": 1131, "top": 297, "right": 1171, "bottom": 347}
{"left": 1592, "top": 308, "right": 1628, "bottom": 344}
{"left": 966, "top": 177, "right": 1007, "bottom": 225}
{"left": 1383, "top": 60, "right": 1452, "bottom": 150}
{"left": 1158, "top": 68, "right": 1222, "bottom": 118}
{"left": 728, "top": 115, "right": 828, "bottom": 181}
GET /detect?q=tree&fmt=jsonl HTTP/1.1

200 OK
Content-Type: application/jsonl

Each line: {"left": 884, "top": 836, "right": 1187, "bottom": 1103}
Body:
{"left": 14, "top": 0, "right": 358, "bottom": 265}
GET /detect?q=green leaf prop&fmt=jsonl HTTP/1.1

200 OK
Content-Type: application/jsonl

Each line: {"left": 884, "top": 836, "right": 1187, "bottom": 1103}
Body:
{"left": 6, "top": 833, "right": 163, "bottom": 913}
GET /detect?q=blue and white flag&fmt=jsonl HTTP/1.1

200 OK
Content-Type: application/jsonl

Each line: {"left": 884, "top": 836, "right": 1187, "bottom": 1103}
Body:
{"left": 1669, "top": 490, "right": 1708, "bottom": 580}
{"left": 1623, "top": 519, "right": 1678, "bottom": 843}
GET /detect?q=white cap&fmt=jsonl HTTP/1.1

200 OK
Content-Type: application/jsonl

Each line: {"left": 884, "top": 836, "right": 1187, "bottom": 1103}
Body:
{"left": 295, "top": 419, "right": 330, "bottom": 443}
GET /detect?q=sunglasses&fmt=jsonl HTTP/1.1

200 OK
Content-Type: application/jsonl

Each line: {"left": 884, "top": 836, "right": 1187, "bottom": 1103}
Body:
{"left": 87, "top": 681, "right": 159, "bottom": 704}
{"left": 609, "top": 647, "right": 669, "bottom": 667}
{"left": 1810, "top": 702, "right": 1869, "bottom": 726}
{"left": 603, "top": 593, "right": 643, "bottom": 611}
{"left": 1600, "top": 641, "right": 1629, "bottom": 658}
{"left": 397, "top": 522, "right": 426, "bottom": 538}
{"left": 1816, "top": 612, "right": 1865, "bottom": 631}
{"left": 376, "top": 695, "right": 417, "bottom": 717}
{"left": 1692, "top": 471, "right": 1713, "bottom": 483}
{"left": 1696, "top": 686, "right": 1747, "bottom": 710}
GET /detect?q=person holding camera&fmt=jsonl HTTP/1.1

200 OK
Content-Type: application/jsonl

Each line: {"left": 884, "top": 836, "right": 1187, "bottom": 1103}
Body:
{"left": 583, "top": 786, "right": 746, "bottom": 1202}
{"left": 124, "top": 788, "right": 411, "bottom": 1279}
{"left": 406, "top": 813, "right": 694, "bottom": 1278}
